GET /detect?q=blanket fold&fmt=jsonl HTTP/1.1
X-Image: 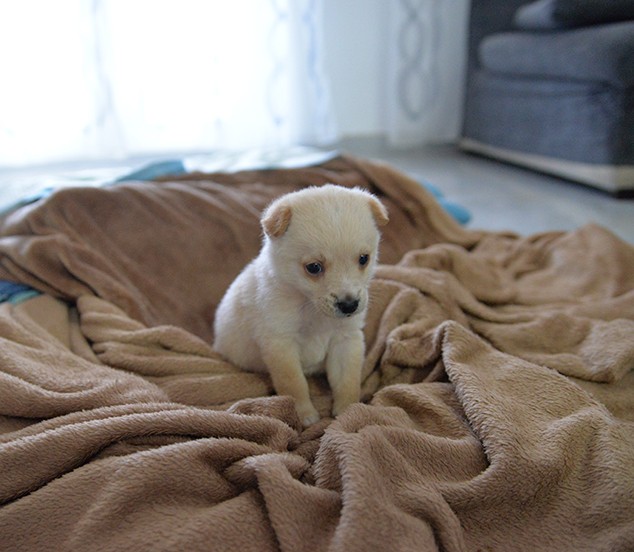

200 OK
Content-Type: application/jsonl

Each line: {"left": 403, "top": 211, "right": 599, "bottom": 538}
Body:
{"left": 0, "top": 155, "right": 633, "bottom": 551}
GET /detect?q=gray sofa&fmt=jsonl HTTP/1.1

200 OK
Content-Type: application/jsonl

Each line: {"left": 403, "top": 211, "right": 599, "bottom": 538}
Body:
{"left": 460, "top": 0, "right": 634, "bottom": 196}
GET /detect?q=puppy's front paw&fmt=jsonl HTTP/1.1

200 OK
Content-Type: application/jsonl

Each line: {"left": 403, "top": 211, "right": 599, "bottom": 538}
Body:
{"left": 332, "top": 397, "right": 358, "bottom": 418}
{"left": 296, "top": 402, "right": 320, "bottom": 427}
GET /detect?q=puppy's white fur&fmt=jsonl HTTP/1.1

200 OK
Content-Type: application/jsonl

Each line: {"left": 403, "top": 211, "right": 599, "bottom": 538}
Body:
{"left": 213, "top": 184, "right": 388, "bottom": 426}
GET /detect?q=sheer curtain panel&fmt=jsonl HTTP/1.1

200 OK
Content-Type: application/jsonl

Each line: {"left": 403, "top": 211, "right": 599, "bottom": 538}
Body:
{"left": 0, "top": 0, "right": 337, "bottom": 167}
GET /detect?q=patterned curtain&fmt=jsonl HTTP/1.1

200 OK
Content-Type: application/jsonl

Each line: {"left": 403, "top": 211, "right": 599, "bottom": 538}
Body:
{"left": 385, "top": 0, "right": 470, "bottom": 146}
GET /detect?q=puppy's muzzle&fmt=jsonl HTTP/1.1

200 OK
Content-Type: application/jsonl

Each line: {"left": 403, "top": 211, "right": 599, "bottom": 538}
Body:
{"left": 335, "top": 296, "right": 360, "bottom": 316}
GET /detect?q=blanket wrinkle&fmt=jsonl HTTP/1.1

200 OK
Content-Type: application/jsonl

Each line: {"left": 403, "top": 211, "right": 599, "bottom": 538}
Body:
{"left": 362, "top": 283, "right": 442, "bottom": 393}
{"left": 238, "top": 452, "right": 341, "bottom": 552}
{"left": 437, "top": 321, "right": 634, "bottom": 551}
{"left": 473, "top": 312, "right": 634, "bottom": 383}
{"left": 1, "top": 402, "right": 299, "bottom": 503}
{"left": 573, "top": 370, "right": 634, "bottom": 421}
{"left": 74, "top": 295, "right": 274, "bottom": 405}
{"left": 314, "top": 405, "right": 480, "bottom": 552}
{"left": 397, "top": 244, "right": 518, "bottom": 305}
{"left": 0, "top": 155, "right": 633, "bottom": 551}
{"left": 360, "top": 282, "right": 418, "bottom": 394}
{"left": 2, "top": 441, "right": 282, "bottom": 552}
{"left": 78, "top": 295, "right": 223, "bottom": 364}
{"left": 508, "top": 225, "right": 634, "bottom": 305}
{"left": 373, "top": 224, "right": 634, "bottom": 384}
{"left": 0, "top": 303, "right": 169, "bottom": 420}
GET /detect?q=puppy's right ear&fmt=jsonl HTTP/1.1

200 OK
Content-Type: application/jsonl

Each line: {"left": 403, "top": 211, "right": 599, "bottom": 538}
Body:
{"left": 262, "top": 202, "right": 292, "bottom": 238}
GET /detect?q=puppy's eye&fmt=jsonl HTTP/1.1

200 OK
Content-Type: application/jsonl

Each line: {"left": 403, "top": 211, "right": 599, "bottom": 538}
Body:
{"left": 359, "top": 254, "right": 369, "bottom": 267}
{"left": 305, "top": 262, "right": 323, "bottom": 276}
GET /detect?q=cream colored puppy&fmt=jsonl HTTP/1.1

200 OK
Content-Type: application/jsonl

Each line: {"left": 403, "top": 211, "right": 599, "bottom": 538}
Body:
{"left": 213, "top": 184, "right": 388, "bottom": 426}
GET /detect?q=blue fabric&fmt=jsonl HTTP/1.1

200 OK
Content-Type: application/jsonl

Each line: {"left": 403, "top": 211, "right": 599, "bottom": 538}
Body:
{"left": 0, "top": 187, "right": 56, "bottom": 217}
{"left": 438, "top": 199, "right": 472, "bottom": 225}
{"left": 0, "top": 281, "right": 40, "bottom": 304}
{"left": 114, "top": 160, "right": 186, "bottom": 183}
{"left": 419, "top": 180, "right": 472, "bottom": 225}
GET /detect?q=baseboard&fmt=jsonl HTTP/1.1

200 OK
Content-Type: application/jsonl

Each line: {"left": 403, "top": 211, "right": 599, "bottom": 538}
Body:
{"left": 459, "top": 138, "right": 634, "bottom": 196}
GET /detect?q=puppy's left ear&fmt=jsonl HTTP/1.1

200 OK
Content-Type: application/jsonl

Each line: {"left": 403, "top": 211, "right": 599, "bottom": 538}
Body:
{"left": 369, "top": 197, "right": 389, "bottom": 227}
{"left": 262, "top": 202, "right": 292, "bottom": 238}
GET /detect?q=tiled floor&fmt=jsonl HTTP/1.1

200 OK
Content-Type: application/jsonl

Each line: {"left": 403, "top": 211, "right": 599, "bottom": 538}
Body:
{"left": 340, "top": 138, "right": 634, "bottom": 245}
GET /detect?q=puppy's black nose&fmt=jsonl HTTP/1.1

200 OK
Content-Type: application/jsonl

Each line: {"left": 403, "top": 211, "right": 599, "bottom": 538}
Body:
{"left": 336, "top": 298, "right": 359, "bottom": 315}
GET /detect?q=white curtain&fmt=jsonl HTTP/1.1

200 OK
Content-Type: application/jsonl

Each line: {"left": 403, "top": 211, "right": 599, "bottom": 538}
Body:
{"left": 385, "top": 0, "right": 470, "bottom": 147}
{"left": 0, "top": 0, "right": 337, "bottom": 168}
{"left": 0, "top": 0, "right": 470, "bottom": 169}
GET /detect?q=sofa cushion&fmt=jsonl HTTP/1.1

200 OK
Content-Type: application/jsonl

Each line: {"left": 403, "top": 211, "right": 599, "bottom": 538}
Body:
{"left": 515, "top": 0, "right": 634, "bottom": 30}
{"left": 479, "top": 21, "right": 634, "bottom": 88}
{"left": 463, "top": 71, "right": 634, "bottom": 166}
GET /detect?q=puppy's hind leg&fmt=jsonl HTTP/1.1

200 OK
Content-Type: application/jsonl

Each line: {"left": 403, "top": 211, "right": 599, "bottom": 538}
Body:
{"left": 327, "top": 331, "right": 363, "bottom": 417}
{"left": 261, "top": 339, "right": 320, "bottom": 427}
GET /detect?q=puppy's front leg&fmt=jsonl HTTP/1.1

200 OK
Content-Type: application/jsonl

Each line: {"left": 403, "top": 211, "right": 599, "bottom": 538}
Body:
{"left": 327, "top": 330, "right": 364, "bottom": 417}
{"left": 261, "top": 339, "right": 320, "bottom": 427}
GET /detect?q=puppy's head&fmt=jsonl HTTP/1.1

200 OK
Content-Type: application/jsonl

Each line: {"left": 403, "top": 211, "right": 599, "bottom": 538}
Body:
{"left": 261, "top": 184, "right": 388, "bottom": 319}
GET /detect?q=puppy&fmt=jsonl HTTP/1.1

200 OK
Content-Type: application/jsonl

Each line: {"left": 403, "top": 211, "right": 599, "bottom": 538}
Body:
{"left": 213, "top": 184, "right": 388, "bottom": 427}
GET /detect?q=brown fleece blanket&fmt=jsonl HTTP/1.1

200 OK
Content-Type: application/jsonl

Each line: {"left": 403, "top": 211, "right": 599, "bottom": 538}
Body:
{"left": 0, "top": 155, "right": 633, "bottom": 551}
